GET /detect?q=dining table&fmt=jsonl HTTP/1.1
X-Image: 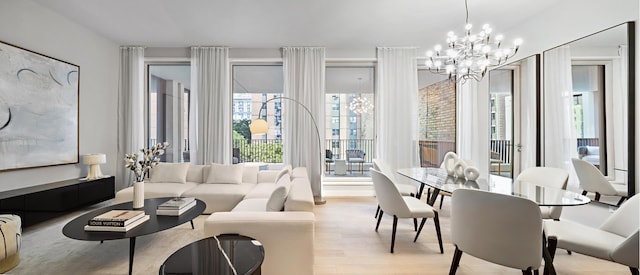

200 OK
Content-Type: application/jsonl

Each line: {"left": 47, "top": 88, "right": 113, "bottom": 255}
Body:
{"left": 396, "top": 167, "right": 592, "bottom": 275}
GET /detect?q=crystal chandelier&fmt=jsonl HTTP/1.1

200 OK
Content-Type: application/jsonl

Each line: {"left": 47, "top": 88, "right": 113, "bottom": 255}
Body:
{"left": 349, "top": 96, "right": 372, "bottom": 114}
{"left": 424, "top": 0, "right": 522, "bottom": 83}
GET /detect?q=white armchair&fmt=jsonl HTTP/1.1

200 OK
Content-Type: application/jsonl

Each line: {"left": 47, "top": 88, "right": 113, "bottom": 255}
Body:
{"left": 516, "top": 167, "right": 569, "bottom": 220}
{"left": 543, "top": 194, "right": 639, "bottom": 274}
{"left": 572, "top": 158, "right": 628, "bottom": 206}
{"left": 371, "top": 169, "right": 443, "bottom": 254}
{"left": 449, "top": 189, "right": 544, "bottom": 275}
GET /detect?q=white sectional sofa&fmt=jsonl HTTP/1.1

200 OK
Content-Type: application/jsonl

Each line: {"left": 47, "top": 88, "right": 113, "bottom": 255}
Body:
{"left": 114, "top": 163, "right": 316, "bottom": 275}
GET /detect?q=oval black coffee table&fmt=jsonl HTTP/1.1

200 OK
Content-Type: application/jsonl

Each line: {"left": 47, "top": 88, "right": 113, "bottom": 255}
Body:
{"left": 160, "top": 234, "right": 264, "bottom": 275}
{"left": 63, "top": 197, "right": 206, "bottom": 275}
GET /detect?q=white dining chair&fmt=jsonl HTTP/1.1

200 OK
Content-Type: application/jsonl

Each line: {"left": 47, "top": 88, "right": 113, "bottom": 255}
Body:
{"left": 516, "top": 167, "right": 569, "bottom": 220}
{"left": 370, "top": 168, "right": 443, "bottom": 254}
{"left": 450, "top": 189, "right": 543, "bottom": 275}
{"left": 571, "top": 158, "right": 629, "bottom": 206}
{"left": 372, "top": 159, "right": 418, "bottom": 219}
{"left": 544, "top": 194, "right": 639, "bottom": 275}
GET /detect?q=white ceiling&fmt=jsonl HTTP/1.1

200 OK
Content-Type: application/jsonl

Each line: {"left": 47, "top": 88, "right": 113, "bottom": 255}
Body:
{"left": 32, "top": 0, "right": 562, "bottom": 48}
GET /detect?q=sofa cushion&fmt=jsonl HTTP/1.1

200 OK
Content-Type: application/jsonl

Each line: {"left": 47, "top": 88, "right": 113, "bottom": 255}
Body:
{"left": 149, "top": 163, "right": 190, "bottom": 183}
{"left": 232, "top": 198, "right": 269, "bottom": 212}
{"left": 206, "top": 163, "right": 244, "bottom": 184}
{"left": 266, "top": 183, "right": 290, "bottom": 212}
{"left": 182, "top": 183, "right": 255, "bottom": 213}
{"left": 114, "top": 182, "right": 199, "bottom": 204}
{"left": 186, "top": 164, "right": 206, "bottom": 183}
{"left": 242, "top": 166, "right": 259, "bottom": 184}
{"left": 244, "top": 183, "right": 278, "bottom": 200}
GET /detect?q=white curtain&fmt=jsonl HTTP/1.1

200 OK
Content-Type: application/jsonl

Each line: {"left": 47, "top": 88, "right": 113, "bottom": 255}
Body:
{"left": 612, "top": 45, "right": 628, "bottom": 173}
{"left": 519, "top": 57, "right": 538, "bottom": 169}
{"left": 375, "top": 47, "right": 419, "bottom": 172}
{"left": 456, "top": 80, "right": 489, "bottom": 177}
{"left": 190, "top": 47, "right": 230, "bottom": 164}
{"left": 117, "top": 46, "right": 145, "bottom": 190}
{"left": 543, "top": 46, "right": 578, "bottom": 187}
{"left": 282, "top": 47, "right": 325, "bottom": 200}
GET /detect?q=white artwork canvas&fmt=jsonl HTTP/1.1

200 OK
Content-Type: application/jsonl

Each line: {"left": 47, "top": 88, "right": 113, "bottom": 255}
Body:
{"left": 0, "top": 41, "right": 79, "bottom": 171}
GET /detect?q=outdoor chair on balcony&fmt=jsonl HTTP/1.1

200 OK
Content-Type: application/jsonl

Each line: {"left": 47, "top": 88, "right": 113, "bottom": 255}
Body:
{"left": 346, "top": 149, "right": 366, "bottom": 174}
{"left": 325, "top": 149, "right": 334, "bottom": 173}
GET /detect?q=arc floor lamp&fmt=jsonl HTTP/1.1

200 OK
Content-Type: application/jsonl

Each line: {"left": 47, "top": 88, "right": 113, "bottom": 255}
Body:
{"left": 249, "top": 96, "right": 325, "bottom": 204}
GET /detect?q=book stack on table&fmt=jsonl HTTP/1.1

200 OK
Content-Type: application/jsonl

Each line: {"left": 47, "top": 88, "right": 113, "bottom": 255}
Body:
{"left": 84, "top": 210, "right": 149, "bottom": 232}
{"left": 157, "top": 197, "right": 197, "bottom": 216}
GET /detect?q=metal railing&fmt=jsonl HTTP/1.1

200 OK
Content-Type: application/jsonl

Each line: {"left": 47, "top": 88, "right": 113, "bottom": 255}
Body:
{"left": 232, "top": 138, "right": 374, "bottom": 164}
{"left": 577, "top": 138, "right": 599, "bottom": 147}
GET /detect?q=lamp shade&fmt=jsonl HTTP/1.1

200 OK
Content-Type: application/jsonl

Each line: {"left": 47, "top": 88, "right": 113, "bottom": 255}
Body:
{"left": 82, "top": 153, "right": 106, "bottom": 180}
{"left": 82, "top": 154, "right": 106, "bottom": 165}
{"left": 249, "top": 119, "right": 269, "bottom": 135}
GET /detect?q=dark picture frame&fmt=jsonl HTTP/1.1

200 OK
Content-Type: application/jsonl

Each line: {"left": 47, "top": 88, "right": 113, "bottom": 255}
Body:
{"left": 0, "top": 40, "right": 79, "bottom": 172}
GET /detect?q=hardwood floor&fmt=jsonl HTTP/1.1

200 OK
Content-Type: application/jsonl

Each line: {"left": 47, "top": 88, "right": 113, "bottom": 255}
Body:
{"left": 314, "top": 197, "right": 630, "bottom": 275}
{"left": 12, "top": 196, "right": 631, "bottom": 274}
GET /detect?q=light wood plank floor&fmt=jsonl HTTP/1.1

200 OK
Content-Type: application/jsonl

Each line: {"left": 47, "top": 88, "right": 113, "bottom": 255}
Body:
{"left": 11, "top": 196, "right": 631, "bottom": 274}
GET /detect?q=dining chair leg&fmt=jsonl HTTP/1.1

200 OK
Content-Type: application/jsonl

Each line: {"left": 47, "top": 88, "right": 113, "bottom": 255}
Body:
{"left": 439, "top": 194, "right": 445, "bottom": 209}
{"left": 414, "top": 218, "right": 427, "bottom": 242}
{"left": 544, "top": 237, "right": 558, "bottom": 275}
{"left": 629, "top": 267, "right": 639, "bottom": 275}
{"left": 413, "top": 218, "right": 418, "bottom": 231}
{"left": 582, "top": 190, "right": 588, "bottom": 196}
{"left": 448, "top": 246, "right": 463, "bottom": 275}
{"left": 534, "top": 270, "right": 540, "bottom": 275}
{"left": 595, "top": 192, "right": 601, "bottom": 201}
{"left": 374, "top": 205, "right": 380, "bottom": 219}
{"left": 390, "top": 215, "right": 398, "bottom": 253}
{"left": 433, "top": 211, "right": 443, "bottom": 253}
{"left": 522, "top": 268, "right": 533, "bottom": 275}
{"left": 616, "top": 197, "right": 626, "bottom": 206}
{"left": 375, "top": 210, "right": 384, "bottom": 232}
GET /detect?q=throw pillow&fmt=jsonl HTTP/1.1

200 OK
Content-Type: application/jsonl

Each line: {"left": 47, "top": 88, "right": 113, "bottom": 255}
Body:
{"left": 266, "top": 181, "right": 290, "bottom": 211}
{"left": 149, "top": 163, "right": 190, "bottom": 183}
{"left": 205, "top": 163, "right": 244, "bottom": 184}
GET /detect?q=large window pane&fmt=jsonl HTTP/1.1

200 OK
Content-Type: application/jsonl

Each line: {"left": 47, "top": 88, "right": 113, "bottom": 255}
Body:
{"left": 417, "top": 71, "right": 456, "bottom": 168}
{"left": 147, "top": 64, "right": 190, "bottom": 162}
{"left": 232, "top": 65, "right": 283, "bottom": 163}
{"left": 325, "top": 67, "right": 375, "bottom": 177}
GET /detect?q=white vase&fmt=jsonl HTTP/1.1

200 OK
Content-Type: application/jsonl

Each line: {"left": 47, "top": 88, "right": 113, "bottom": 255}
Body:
{"left": 464, "top": 166, "right": 480, "bottom": 181}
{"left": 443, "top": 152, "right": 458, "bottom": 176}
{"left": 453, "top": 159, "right": 467, "bottom": 178}
{"left": 133, "top": 181, "right": 145, "bottom": 209}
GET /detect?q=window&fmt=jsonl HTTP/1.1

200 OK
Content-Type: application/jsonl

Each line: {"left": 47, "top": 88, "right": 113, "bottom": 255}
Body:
{"left": 417, "top": 70, "right": 456, "bottom": 168}
{"left": 325, "top": 67, "right": 375, "bottom": 176}
{"left": 232, "top": 65, "right": 283, "bottom": 163}
{"left": 147, "top": 63, "right": 191, "bottom": 162}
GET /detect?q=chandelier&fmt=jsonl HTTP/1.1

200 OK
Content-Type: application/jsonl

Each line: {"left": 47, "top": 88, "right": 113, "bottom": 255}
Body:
{"left": 424, "top": 0, "right": 522, "bottom": 83}
{"left": 349, "top": 96, "right": 372, "bottom": 114}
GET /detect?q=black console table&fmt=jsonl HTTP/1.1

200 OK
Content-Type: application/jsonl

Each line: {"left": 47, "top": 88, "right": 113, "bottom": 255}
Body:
{"left": 0, "top": 176, "right": 115, "bottom": 227}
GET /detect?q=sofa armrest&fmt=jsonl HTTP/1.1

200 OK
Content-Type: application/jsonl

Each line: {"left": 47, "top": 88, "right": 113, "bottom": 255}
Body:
{"left": 204, "top": 212, "right": 315, "bottom": 275}
{"left": 285, "top": 178, "right": 315, "bottom": 212}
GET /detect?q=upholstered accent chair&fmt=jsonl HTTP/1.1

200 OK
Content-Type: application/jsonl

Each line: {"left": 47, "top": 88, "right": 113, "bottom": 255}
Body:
{"left": 516, "top": 167, "right": 569, "bottom": 220}
{"left": 450, "top": 189, "right": 543, "bottom": 275}
{"left": 325, "top": 149, "right": 334, "bottom": 172}
{"left": 572, "top": 158, "right": 628, "bottom": 206}
{"left": 345, "top": 149, "right": 365, "bottom": 173}
{"left": 371, "top": 168, "right": 443, "bottom": 254}
{"left": 544, "top": 194, "right": 639, "bottom": 275}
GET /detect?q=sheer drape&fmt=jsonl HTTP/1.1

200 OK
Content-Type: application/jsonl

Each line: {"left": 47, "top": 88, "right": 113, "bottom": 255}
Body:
{"left": 520, "top": 57, "right": 538, "bottom": 169}
{"left": 190, "top": 47, "right": 230, "bottom": 164}
{"left": 456, "top": 80, "right": 489, "bottom": 177}
{"left": 117, "top": 46, "right": 144, "bottom": 190}
{"left": 543, "top": 46, "right": 578, "bottom": 187}
{"left": 375, "top": 47, "right": 419, "bottom": 172}
{"left": 282, "top": 47, "right": 325, "bottom": 200}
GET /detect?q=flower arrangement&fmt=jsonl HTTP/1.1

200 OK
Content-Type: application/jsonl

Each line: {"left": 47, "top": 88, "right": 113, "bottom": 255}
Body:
{"left": 124, "top": 142, "right": 170, "bottom": 182}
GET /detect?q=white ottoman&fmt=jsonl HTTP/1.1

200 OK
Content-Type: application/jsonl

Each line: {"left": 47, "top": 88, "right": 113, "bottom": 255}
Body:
{"left": 0, "top": 214, "right": 21, "bottom": 273}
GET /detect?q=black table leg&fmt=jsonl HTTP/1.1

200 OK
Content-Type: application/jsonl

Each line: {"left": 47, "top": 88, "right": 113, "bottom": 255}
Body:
{"left": 427, "top": 188, "right": 440, "bottom": 206}
{"left": 542, "top": 235, "right": 556, "bottom": 275}
{"left": 129, "top": 237, "right": 136, "bottom": 275}
{"left": 190, "top": 220, "right": 195, "bottom": 229}
{"left": 416, "top": 183, "right": 426, "bottom": 200}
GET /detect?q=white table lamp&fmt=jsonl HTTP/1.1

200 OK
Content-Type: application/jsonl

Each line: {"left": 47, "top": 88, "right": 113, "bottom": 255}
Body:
{"left": 82, "top": 154, "right": 106, "bottom": 180}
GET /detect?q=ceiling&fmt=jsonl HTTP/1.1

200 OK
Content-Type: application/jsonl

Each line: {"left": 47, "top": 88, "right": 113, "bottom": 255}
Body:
{"left": 32, "top": 0, "right": 562, "bottom": 48}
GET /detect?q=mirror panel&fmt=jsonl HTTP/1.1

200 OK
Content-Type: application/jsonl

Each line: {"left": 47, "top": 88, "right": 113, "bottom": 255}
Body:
{"left": 543, "top": 22, "right": 635, "bottom": 198}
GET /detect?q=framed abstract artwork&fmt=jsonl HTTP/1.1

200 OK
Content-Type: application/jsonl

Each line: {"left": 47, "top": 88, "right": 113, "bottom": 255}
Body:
{"left": 0, "top": 40, "right": 79, "bottom": 171}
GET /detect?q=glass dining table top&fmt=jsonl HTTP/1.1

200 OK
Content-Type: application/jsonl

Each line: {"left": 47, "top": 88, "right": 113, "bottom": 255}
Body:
{"left": 397, "top": 167, "right": 590, "bottom": 206}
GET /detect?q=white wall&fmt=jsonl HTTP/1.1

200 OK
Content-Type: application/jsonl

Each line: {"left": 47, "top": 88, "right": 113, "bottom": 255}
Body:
{"left": 0, "top": 0, "right": 119, "bottom": 191}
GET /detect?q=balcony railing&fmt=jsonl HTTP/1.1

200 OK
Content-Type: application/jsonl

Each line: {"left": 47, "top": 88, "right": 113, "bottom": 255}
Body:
{"left": 232, "top": 138, "right": 374, "bottom": 164}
